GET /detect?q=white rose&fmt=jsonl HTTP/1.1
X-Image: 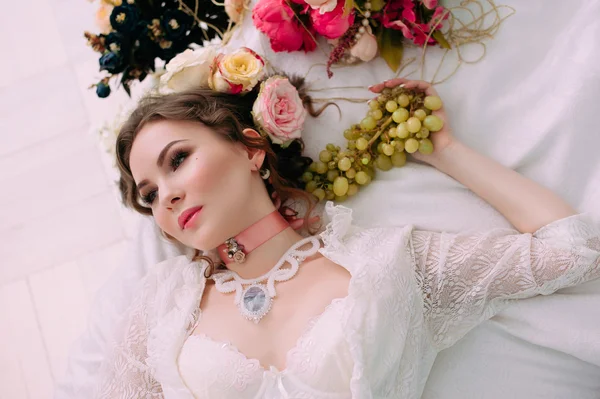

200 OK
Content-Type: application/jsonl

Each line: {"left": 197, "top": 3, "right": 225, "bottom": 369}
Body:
{"left": 350, "top": 28, "right": 378, "bottom": 62}
{"left": 304, "top": 0, "right": 337, "bottom": 14}
{"left": 224, "top": 0, "right": 246, "bottom": 23}
{"left": 160, "top": 46, "right": 218, "bottom": 93}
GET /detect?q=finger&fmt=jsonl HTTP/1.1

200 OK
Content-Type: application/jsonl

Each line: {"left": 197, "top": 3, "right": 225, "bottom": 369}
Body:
{"left": 370, "top": 78, "right": 409, "bottom": 93}
{"left": 368, "top": 82, "right": 386, "bottom": 93}
{"left": 397, "top": 80, "right": 432, "bottom": 92}
{"left": 383, "top": 78, "right": 410, "bottom": 88}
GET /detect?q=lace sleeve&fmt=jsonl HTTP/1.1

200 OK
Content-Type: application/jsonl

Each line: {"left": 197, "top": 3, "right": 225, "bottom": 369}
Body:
{"left": 89, "top": 269, "right": 164, "bottom": 398}
{"left": 410, "top": 213, "right": 600, "bottom": 350}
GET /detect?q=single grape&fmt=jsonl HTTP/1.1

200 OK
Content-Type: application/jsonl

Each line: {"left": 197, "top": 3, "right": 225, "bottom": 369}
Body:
{"left": 355, "top": 171, "right": 370, "bottom": 185}
{"left": 406, "top": 117, "right": 422, "bottom": 133}
{"left": 423, "top": 115, "right": 444, "bottom": 132}
{"left": 313, "top": 188, "right": 326, "bottom": 201}
{"left": 348, "top": 140, "right": 357, "bottom": 150}
{"left": 413, "top": 109, "right": 427, "bottom": 121}
{"left": 315, "top": 162, "right": 328, "bottom": 174}
{"left": 360, "top": 116, "right": 377, "bottom": 130}
{"left": 343, "top": 129, "right": 354, "bottom": 140}
{"left": 382, "top": 87, "right": 392, "bottom": 96}
{"left": 356, "top": 137, "right": 369, "bottom": 151}
{"left": 301, "top": 171, "right": 313, "bottom": 183}
{"left": 309, "top": 162, "right": 318, "bottom": 172}
{"left": 418, "top": 127, "right": 430, "bottom": 138}
{"left": 338, "top": 157, "right": 352, "bottom": 171}
{"left": 377, "top": 142, "right": 385, "bottom": 154}
{"left": 327, "top": 169, "right": 340, "bottom": 182}
{"left": 423, "top": 95, "right": 443, "bottom": 111}
{"left": 305, "top": 180, "right": 318, "bottom": 193}
{"left": 382, "top": 143, "right": 395, "bottom": 156}
{"left": 333, "top": 176, "right": 349, "bottom": 196}
{"left": 328, "top": 161, "right": 337, "bottom": 170}
{"left": 371, "top": 109, "right": 383, "bottom": 120}
{"left": 397, "top": 94, "right": 410, "bottom": 107}
{"left": 346, "top": 168, "right": 357, "bottom": 179}
{"left": 326, "top": 143, "right": 336, "bottom": 152}
{"left": 347, "top": 183, "right": 359, "bottom": 196}
{"left": 388, "top": 126, "right": 397, "bottom": 138}
{"left": 405, "top": 138, "right": 419, "bottom": 153}
{"left": 393, "top": 139, "right": 405, "bottom": 152}
{"left": 375, "top": 154, "right": 393, "bottom": 171}
{"left": 418, "top": 138, "right": 434, "bottom": 155}
{"left": 368, "top": 100, "right": 380, "bottom": 110}
{"left": 385, "top": 100, "right": 398, "bottom": 113}
{"left": 396, "top": 122, "right": 410, "bottom": 139}
{"left": 319, "top": 150, "right": 332, "bottom": 163}
{"left": 365, "top": 167, "right": 375, "bottom": 179}
{"left": 391, "top": 151, "right": 407, "bottom": 167}
{"left": 392, "top": 108, "right": 409, "bottom": 123}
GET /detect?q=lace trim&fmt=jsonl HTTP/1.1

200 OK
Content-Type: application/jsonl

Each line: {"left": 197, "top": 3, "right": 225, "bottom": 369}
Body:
{"left": 186, "top": 296, "right": 348, "bottom": 374}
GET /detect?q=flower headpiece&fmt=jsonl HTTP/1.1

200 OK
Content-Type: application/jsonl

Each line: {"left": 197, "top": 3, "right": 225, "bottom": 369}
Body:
{"left": 160, "top": 46, "right": 307, "bottom": 148}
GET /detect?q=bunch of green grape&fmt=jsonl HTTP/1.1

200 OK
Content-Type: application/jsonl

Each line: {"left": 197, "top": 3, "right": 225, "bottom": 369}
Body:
{"left": 302, "top": 85, "right": 444, "bottom": 202}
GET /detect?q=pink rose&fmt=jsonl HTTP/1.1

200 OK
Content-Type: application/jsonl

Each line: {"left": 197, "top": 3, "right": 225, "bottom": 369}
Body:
{"left": 252, "top": 76, "right": 307, "bottom": 146}
{"left": 421, "top": 0, "right": 437, "bottom": 9}
{"left": 309, "top": 0, "right": 354, "bottom": 39}
{"left": 350, "top": 29, "right": 378, "bottom": 61}
{"left": 252, "top": 0, "right": 317, "bottom": 52}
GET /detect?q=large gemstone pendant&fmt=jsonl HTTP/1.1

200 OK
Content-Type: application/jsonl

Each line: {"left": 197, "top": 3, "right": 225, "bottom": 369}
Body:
{"left": 240, "top": 284, "right": 272, "bottom": 324}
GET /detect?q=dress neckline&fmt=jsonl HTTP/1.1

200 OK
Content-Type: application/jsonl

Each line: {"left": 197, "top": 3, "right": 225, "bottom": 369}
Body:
{"left": 185, "top": 293, "right": 348, "bottom": 373}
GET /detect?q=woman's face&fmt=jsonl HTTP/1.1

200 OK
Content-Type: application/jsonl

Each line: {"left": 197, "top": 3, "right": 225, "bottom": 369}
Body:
{"left": 129, "top": 119, "right": 268, "bottom": 251}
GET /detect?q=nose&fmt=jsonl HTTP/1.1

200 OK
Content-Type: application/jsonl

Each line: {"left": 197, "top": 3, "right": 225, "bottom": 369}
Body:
{"left": 161, "top": 185, "right": 184, "bottom": 208}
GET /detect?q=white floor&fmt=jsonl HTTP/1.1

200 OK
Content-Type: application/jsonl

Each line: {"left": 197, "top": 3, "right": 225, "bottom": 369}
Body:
{"left": 0, "top": 1, "right": 144, "bottom": 397}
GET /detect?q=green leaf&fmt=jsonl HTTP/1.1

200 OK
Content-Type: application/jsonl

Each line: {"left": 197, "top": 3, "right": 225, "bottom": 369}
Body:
{"left": 432, "top": 30, "right": 451, "bottom": 49}
{"left": 343, "top": 0, "right": 354, "bottom": 17}
{"left": 377, "top": 28, "right": 404, "bottom": 72}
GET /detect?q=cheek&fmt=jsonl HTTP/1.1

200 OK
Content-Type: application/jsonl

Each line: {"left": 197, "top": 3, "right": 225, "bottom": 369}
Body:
{"left": 186, "top": 152, "right": 240, "bottom": 197}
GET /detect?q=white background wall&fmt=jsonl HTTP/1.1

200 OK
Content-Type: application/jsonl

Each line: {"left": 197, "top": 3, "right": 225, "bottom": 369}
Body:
{"left": 0, "top": 1, "right": 142, "bottom": 397}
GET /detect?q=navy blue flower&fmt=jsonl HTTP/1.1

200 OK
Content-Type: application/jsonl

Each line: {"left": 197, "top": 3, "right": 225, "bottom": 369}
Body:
{"left": 110, "top": 5, "right": 140, "bottom": 34}
{"left": 96, "top": 81, "right": 111, "bottom": 98}
{"left": 161, "top": 9, "right": 193, "bottom": 40}
{"left": 104, "top": 32, "right": 130, "bottom": 54}
{"left": 99, "top": 51, "right": 125, "bottom": 74}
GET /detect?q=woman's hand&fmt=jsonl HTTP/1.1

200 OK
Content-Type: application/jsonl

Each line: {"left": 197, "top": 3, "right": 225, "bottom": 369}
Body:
{"left": 369, "top": 78, "right": 457, "bottom": 165}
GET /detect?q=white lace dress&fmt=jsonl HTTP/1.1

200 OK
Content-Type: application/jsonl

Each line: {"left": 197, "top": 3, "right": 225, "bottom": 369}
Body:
{"left": 56, "top": 203, "right": 600, "bottom": 399}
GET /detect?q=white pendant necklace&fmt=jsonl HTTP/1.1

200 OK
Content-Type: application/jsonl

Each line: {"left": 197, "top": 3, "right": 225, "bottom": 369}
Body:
{"left": 211, "top": 236, "right": 321, "bottom": 323}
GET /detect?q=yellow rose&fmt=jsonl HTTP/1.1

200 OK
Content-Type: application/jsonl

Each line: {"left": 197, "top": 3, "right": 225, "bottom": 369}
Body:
{"left": 209, "top": 47, "right": 265, "bottom": 94}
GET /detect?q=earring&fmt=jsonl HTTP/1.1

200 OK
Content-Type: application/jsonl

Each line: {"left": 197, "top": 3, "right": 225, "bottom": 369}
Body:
{"left": 259, "top": 168, "right": 270, "bottom": 180}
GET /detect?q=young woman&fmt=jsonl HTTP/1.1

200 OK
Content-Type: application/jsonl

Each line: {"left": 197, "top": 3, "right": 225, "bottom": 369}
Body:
{"left": 61, "top": 78, "right": 600, "bottom": 399}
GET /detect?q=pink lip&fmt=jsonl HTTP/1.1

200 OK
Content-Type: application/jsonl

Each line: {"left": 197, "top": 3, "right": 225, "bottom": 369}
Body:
{"left": 178, "top": 206, "right": 203, "bottom": 230}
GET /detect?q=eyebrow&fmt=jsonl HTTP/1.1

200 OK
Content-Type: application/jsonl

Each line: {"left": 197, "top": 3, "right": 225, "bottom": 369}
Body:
{"left": 136, "top": 139, "right": 189, "bottom": 191}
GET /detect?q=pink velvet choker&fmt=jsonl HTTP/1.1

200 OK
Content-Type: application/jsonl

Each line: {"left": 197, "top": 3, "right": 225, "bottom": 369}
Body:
{"left": 217, "top": 210, "right": 290, "bottom": 265}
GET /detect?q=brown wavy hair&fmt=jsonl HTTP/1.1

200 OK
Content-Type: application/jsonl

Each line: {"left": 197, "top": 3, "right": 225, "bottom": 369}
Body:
{"left": 115, "top": 76, "right": 323, "bottom": 276}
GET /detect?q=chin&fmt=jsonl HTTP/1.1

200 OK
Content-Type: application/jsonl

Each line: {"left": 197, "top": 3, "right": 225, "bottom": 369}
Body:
{"left": 185, "top": 224, "right": 222, "bottom": 252}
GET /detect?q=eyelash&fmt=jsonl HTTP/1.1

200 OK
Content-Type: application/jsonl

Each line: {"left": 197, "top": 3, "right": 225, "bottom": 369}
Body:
{"left": 141, "top": 150, "right": 189, "bottom": 205}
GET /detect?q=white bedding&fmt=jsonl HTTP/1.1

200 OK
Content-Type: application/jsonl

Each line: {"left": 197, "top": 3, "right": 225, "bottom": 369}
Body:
{"left": 223, "top": 3, "right": 600, "bottom": 394}
{"left": 61, "top": 0, "right": 600, "bottom": 397}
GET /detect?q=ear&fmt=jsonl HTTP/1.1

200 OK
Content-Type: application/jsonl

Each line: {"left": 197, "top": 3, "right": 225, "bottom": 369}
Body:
{"left": 241, "top": 128, "right": 266, "bottom": 171}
